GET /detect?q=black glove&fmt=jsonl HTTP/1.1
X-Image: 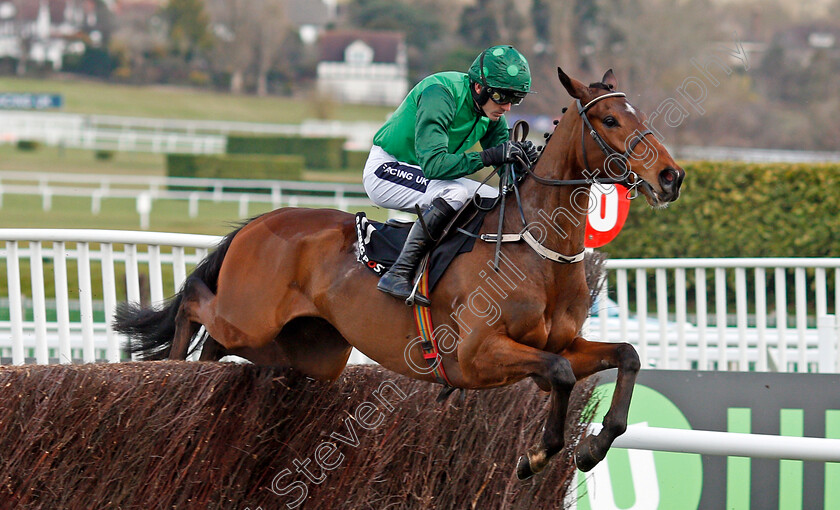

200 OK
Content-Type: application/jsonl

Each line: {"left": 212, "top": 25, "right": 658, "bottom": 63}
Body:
{"left": 519, "top": 140, "right": 539, "bottom": 165}
{"left": 479, "top": 141, "right": 527, "bottom": 167}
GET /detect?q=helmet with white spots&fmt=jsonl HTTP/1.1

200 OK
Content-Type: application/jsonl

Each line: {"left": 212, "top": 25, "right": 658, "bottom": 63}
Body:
{"left": 468, "top": 45, "right": 532, "bottom": 94}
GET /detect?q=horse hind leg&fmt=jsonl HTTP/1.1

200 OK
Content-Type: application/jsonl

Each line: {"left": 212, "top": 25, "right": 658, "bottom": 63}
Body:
{"left": 271, "top": 317, "right": 352, "bottom": 380}
{"left": 563, "top": 337, "right": 640, "bottom": 472}
{"left": 170, "top": 276, "right": 217, "bottom": 360}
{"left": 196, "top": 317, "right": 352, "bottom": 381}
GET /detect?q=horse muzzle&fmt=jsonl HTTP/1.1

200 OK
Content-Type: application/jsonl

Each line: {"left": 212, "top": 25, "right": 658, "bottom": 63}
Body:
{"left": 657, "top": 167, "right": 684, "bottom": 202}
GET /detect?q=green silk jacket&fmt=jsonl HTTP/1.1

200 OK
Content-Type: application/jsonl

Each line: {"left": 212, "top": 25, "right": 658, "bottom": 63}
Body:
{"left": 372, "top": 72, "right": 510, "bottom": 180}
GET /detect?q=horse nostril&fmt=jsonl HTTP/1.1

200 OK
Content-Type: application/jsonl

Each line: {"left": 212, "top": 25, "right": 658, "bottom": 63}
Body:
{"left": 659, "top": 168, "right": 679, "bottom": 190}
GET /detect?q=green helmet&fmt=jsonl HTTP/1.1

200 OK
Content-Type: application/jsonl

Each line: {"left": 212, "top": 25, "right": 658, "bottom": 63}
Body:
{"left": 468, "top": 45, "right": 532, "bottom": 93}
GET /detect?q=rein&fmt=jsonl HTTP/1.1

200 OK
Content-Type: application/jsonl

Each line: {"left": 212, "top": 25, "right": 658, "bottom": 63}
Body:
{"left": 474, "top": 90, "right": 651, "bottom": 268}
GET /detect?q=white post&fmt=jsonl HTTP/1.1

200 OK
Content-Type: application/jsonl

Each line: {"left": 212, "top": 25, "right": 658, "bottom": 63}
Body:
{"left": 795, "top": 268, "right": 807, "bottom": 372}
{"left": 817, "top": 315, "right": 836, "bottom": 374}
{"left": 172, "top": 246, "right": 187, "bottom": 294}
{"left": 125, "top": 243, "right": 141, "bottom": 306}
{"left": 271, "top": 186, "right": 282, "bottom": 209}
{"left": 636, "top": 269, "right": 648, "bottom": 367}
{"left": 715, "top": 267, "right": 727, "bottom": 369}
{"left": 6, "top": 242, "right": 24, "bottom": 365}
{"left": 148, "top": 245, "right": 164, "bottom": 305}
{"left": 675, "top": 268, "right": 687, "bottom": 369}
{"left": 775, "top": 267, "right": 788, "bottom": 372}
{"left": 101, "top": 243, "right": 119, "bottom": 363}
{"left": 136, "top": 192, "right": 152, "bottom": 230}
{"left": 656, "top": 268, "right": 669, "bottom": 369}
{"left": 696, "top": 268, "right": 708, "bottom": 370}
{"left": 188, "top": 192, "right": 200, "bottom": 218}
{"left": 735, "top": 267, "right": 748, "bottom": 370}
{"left": 77, "top": 242, "right": 95, "bottom": 363}
{"left": 29, "top": 242, "right": 49, "bottom": 364}
{"left": 816, "top": 268, "right": 827, "bottom": 317}
{"left": 598, "top": 278, "right": 608, "bottom": 342}
{"left": 617, "top": 269, "right": 629, "bottom": 344}
{"left": 755, "top": 268, "right": 767, "bottom": 372}
{"left": 238, "top": 194, "right": 249, "bottom": 218}
{"left": 91, "top": 189, "right": 103, "bottom": 215}
{"left": 41, "top": 187, "right": 52, "bottom": 211}
{"left": 53, "top": 241, "right": 71, "bottom": 363}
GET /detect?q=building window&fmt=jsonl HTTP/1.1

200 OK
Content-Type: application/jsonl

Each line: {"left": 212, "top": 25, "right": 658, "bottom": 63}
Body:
{"left": 345, "top": 40, "right": 373, "bottom": 65}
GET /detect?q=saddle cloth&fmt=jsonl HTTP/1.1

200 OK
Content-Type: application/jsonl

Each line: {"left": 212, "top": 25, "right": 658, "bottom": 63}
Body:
{"left": 354, "top": 198, "right": 495, "bottom": 291}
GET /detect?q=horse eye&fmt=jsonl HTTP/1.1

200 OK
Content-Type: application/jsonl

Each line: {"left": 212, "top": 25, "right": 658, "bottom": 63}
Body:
{"left": 603, "top": 116, "right": 618, "bottom": 128}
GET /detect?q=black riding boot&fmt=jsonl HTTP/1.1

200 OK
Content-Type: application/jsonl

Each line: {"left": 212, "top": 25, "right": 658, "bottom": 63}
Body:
{"left": 377, "top": 198, "right": 457, "bottom": 306}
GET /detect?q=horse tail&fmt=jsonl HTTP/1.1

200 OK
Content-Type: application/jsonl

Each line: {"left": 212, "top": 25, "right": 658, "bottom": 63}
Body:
{"left": 114, "top": 224, "right": 245, "bottom": 360}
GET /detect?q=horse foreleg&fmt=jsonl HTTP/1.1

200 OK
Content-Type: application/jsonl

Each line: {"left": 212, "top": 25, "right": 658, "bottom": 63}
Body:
{"left": 460, "top": 334, "right": 576, "bottom": 480}
{"left": 515, "top": 358, "right": 578, "bottom": 480}
{"left": 563, "top": 337, "right": 640, "bottom": 472}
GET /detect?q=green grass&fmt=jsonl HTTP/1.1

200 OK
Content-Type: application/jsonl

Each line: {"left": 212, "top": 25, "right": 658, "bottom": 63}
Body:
{"left": 0, "top": 194, "right": 392, "bottom": 305}
{"left": 0, "top": 76, "right": 392, "bottom": 329}
{"left": 0, "top": 194, "right": 390, "bottom": 235}
{"left": 0, "top": 144, "right": 367, "bottom": 183}
{"left": 0, "top": 144, "right": 167, "bottom": 176}
{"left": 0, "top": 76, "right": 394, "bottom": 123}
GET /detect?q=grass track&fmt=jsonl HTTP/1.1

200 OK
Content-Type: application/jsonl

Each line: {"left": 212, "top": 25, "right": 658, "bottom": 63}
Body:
{"left": 0, "top": 75, "right": 393, "bottom": 123}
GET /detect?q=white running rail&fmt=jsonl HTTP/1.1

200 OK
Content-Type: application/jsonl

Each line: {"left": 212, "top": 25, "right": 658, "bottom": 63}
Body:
{"left": 1, "top": 228, "right": 838, "bottom": 371}
{"left": 0, "top": 111, "right": 382, "bottom": 152}
{"left": 591, "top": 258, "right": 840, "bottom": 374}
{"left": 591, "top": 422, "right": 840, "bottom": 462}
{"left": 0, "top": 171, "right": 373, "bottom": 227}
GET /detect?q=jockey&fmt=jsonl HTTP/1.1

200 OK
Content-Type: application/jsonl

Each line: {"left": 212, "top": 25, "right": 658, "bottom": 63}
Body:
{"left": 364, "top": 44, "right": 538, "bottom": 306}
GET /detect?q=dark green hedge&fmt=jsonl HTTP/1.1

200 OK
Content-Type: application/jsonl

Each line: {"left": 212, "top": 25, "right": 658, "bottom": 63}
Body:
{"left": 227, "top": 135, "right": 346, "bottom": 169}
{"left": 166, "top": 153, "right": 304, "bottom": 181}
{"left": 16, "top": 140, "right": 40, "bottom": 151}
{"left": 603, "top": 162, "right": 840, "bottom": 259}
{"left": 342, "top": 149, "right": 370, "bottom": 172}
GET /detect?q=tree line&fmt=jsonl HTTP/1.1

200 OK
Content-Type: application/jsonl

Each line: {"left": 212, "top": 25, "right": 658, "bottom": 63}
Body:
{"left": 12, "top": 0, "right": 840, "bottom": 151}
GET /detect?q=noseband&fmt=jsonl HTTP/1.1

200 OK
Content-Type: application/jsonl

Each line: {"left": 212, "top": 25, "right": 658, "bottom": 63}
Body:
{"left": 525, "top": 91, "right": 653, "bottom": 195}
{"left": 467, "top": 91, "right": 655, "bottom": 268}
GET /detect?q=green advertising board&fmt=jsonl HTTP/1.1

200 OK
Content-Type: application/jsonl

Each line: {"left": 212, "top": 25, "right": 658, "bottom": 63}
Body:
{"left": 573, "top": 371, "right": 840, "bottom": 509}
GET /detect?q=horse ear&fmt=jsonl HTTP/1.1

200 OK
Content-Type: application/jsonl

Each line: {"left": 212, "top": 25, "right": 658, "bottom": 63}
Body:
{"left": 557, "top": 67, "right": 588, "bottom": 99}
{"left": 601, "top": 69, "right": 617, "bottom": 90}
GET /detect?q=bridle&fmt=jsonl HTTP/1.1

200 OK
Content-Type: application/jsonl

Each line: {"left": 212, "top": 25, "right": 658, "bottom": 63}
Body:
{"left": 454, "top": 88, "right": 658, "bottom": 269}
{"left": 465, "top": 90, "right": 655, "bottom": 268}
{"left": 524, "top": 91, "right": 654, "bottom": 197}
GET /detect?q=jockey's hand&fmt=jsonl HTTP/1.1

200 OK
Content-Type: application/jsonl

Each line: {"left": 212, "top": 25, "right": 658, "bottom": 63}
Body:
{"left": 480, "top": 141, "right": 528, "bottom": 167}
{"left": 519, "top": 140, "right": 539, "bottom": 165}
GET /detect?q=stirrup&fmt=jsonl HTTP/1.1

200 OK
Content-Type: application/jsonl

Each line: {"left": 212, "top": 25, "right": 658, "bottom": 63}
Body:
{"left": 405, "top": 256, "right": 430, "bottom": 307}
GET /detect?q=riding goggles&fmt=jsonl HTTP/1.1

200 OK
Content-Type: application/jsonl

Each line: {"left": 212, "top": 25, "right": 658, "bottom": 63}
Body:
{"left": 488, "top": 88, "right": 527, "bottom": 106}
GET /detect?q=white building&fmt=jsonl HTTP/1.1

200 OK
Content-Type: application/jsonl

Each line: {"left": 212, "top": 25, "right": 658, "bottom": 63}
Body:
{"left": 316, "top": 30, "right": 408, "bottom": 106}
{"left": 0, "top": 0, "right": 97, "bottom": 71}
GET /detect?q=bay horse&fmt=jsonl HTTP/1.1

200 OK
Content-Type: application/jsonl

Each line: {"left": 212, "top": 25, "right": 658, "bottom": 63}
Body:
{"left": 114, "top": 68, "right": 685, "bottom": 479}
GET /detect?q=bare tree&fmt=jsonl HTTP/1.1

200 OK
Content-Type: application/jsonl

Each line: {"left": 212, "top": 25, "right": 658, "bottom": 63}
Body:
{"left": 11, "top": 0, "right": 37, "bottom": 75}
{"left": 207, "top": 0, "right": 251, "bottom": 93}
{"left": 207, "top": 0, "right": 288, "bottom": 95}
{"left": 254, "top": 0, "right": 287, "bottom": 96}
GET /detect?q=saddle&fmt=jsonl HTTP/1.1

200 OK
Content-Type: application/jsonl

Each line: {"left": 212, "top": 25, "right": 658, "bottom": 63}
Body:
{"left": 355, "top": 197, "right": 496, "bottom": 291}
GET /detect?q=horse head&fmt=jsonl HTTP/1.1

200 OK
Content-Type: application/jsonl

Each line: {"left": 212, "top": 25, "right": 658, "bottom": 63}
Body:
{"left": 555, "top": 67, "right": 685, "bottom": 208}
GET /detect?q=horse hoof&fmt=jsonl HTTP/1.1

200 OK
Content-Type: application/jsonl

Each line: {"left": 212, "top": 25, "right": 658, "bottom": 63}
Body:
{"left": 574, "top": 443, "right": 599, "bottom": 473}
{"left": 516, "top": 455, "right": 535, "bottom": 480}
